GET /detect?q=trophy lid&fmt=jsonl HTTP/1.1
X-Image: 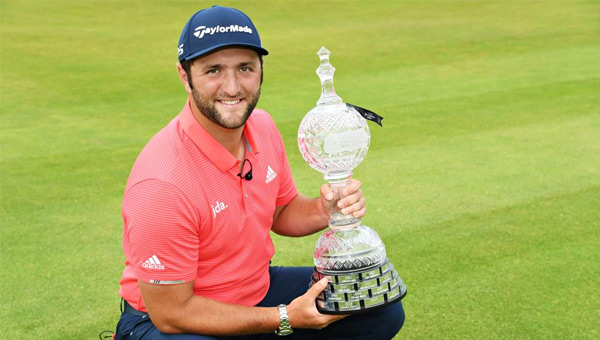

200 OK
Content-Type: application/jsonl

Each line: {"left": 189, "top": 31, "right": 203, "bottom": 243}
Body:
{"left": 316, "top": 47, "right": 343, "bottom": 106}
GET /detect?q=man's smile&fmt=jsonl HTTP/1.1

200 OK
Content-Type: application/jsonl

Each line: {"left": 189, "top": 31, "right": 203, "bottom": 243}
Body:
{"left": 218, "top": 99, "right": 243, "bottom": 105}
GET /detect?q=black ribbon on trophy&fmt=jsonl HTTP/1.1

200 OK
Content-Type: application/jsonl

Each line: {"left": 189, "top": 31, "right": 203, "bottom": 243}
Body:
{"left": 346, "top": 103, "right": 384, "bottom": 127}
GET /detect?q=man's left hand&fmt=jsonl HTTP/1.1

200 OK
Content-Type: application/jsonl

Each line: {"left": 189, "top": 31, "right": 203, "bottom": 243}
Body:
{"left": 320, "top": 178, "right": 366, "bottom": 219}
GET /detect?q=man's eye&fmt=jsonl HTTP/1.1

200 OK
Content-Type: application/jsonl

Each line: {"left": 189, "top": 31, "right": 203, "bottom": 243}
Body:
{"left": 207, "top": 69, "right": 219, "bottom": 74}
{"left": 240, "top": 66, "right": 252, "bottom": 72}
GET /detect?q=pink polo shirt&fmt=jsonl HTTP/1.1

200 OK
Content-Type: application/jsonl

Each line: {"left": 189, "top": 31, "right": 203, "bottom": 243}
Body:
{"left": 118, "top": 100, "right": 298, "bottom": 312}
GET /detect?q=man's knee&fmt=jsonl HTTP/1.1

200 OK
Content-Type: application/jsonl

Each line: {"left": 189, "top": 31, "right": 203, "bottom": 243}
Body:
{"left": 336, "top": 301, "right": 405, "bottom": 340}
{"left": 377, "top": 301, "right": 406, "bottom": 339}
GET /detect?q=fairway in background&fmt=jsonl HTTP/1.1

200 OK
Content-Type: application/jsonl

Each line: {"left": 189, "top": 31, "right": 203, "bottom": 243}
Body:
{"left": 1, "top": 1, "right": 598, "bottom": 339}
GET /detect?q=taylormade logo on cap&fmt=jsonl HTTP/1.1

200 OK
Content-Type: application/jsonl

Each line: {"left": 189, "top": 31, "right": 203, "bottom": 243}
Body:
{"left": 193, "top": 25, "right": 253, "bottom": 39}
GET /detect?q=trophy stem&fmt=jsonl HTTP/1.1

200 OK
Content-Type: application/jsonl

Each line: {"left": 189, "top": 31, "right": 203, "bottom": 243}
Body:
{"left": 327, "top": 176, "right": 361, "bottom": 230}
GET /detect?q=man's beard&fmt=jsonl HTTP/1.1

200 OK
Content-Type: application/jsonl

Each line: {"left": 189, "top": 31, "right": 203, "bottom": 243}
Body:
{"left": 191, "top": 87, "right": 261, "bottom": 129}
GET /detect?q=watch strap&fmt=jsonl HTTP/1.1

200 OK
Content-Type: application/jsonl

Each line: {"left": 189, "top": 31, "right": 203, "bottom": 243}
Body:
{"left": 275, "top": 304, "right": 293, "bottom": 336}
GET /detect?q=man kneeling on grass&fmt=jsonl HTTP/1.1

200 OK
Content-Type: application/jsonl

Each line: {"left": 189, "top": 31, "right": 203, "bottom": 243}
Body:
{"left": 113, "top": 5, "right": 405, "bottom": 340}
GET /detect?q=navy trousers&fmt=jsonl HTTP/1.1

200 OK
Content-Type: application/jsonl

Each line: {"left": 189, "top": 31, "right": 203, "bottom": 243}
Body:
{"left": 115, "top": 266, "right": 405, "bottom": 340}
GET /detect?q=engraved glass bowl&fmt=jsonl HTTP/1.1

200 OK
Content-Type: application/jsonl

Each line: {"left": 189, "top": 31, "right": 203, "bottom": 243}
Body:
{"left": 313, "top": 225, "right": 386, "bottom": 271}
{"left": 298, "top": 102, "right": 370, "bottom": 182}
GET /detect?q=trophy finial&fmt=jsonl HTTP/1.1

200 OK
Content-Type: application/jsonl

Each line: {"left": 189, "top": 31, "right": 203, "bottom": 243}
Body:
{"left": 317, "top": 46, "right": 330, "bottom": 58}
{"left": 316, "top": 46, "right": 343, "bottom": 105}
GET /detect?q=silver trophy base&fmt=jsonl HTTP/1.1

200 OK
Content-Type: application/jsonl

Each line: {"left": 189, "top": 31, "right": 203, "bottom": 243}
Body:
{"left": 311, "top": 258, "right": 407, "bottom": 314}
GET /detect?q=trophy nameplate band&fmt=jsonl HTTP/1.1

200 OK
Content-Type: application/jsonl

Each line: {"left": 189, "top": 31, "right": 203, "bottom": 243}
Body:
{"left": 312, "top": 266, "right": 395, "bottom": 293}
{"left": 314, "top": 260, "right": 391, "bottom": 284}
{"left": 316, "top": 283, "right": 407, "bottom": 314}
{"left": 319, "top": 276, "right": 403, "bottom": 302}
{"left": 309, "top": 257, "right": 408, "bottom": 314}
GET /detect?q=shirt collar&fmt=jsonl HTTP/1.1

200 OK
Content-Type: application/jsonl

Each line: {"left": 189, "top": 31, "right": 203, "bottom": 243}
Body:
{"left": 179, "top": 99, "right": 259, "bottom": 173}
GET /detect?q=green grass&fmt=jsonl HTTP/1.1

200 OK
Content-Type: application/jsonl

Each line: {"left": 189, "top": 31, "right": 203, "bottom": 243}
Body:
{"left": 1, "top": 1, "right": 599, "bottom": 339}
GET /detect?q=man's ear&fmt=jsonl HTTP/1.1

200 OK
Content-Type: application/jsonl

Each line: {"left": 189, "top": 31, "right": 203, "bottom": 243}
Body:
{"left": 176, "top": 62, "right": 193, "bottom": 95}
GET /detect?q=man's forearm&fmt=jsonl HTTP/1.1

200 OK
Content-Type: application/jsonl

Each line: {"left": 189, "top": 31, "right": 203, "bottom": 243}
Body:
{"left": 142, "top": 281, "right": 280, "bottom": 335}
{"left": 271, "top": 194, "right": 329, "bottom": 237}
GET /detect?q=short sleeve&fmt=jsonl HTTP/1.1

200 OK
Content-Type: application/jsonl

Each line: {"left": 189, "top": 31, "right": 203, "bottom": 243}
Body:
{"left": 122, "top": 179, "right": 199, "bottom": 284}
{"left": 275, "top": 140, "right": 298, "bottom": 207}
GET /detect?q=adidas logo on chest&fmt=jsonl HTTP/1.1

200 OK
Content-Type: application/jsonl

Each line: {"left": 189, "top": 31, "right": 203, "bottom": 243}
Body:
{"left": 266, "top": 166, "right": 277, "bottom": 183}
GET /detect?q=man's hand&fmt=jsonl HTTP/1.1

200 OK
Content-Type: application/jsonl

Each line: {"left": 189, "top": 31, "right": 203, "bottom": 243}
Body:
{"left": 320, "top": 178, "right": 366, "bottom": 219}
{"left": 271, "top": 178, "right": 366, "bottom": 237}
{"left": 286, "top": 278, "right": 348, "bottom": 329}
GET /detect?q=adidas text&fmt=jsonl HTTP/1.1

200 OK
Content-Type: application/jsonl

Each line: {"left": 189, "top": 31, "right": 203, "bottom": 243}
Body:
{"left": 142, "top": 255, "right": 165, "bottom": 270}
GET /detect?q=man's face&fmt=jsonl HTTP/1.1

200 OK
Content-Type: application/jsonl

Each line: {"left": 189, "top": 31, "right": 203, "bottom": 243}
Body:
{"left": 187, "top": 48, "right": 262, "bottom": 129}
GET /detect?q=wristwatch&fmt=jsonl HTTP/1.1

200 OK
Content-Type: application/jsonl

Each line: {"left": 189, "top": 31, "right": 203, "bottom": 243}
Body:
{"left": 274, "top": 304, "right": 293, "bottom": 336}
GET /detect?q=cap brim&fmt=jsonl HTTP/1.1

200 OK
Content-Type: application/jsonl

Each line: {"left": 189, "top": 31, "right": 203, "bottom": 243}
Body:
{"left": 183, "top": 43, "right": 269, "bottom": 61}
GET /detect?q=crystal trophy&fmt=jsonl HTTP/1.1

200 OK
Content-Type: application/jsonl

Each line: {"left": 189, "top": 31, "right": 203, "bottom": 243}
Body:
{"left": 298, "top": 47, "right": 407, "bottom": 314}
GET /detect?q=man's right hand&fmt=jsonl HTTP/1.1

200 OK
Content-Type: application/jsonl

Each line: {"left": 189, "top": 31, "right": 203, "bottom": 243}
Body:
{"left": 286, "top": 277, "right": 348, "bottom": 329}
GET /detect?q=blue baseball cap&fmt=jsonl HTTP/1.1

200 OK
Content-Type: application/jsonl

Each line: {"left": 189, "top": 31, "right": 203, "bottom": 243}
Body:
{"left": 177, "top": 5, "right": 269, "bottom": 62}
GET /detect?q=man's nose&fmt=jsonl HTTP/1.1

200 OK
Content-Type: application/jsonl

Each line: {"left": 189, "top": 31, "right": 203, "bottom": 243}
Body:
{"left": 221, "top": 71, "right": 241, "bottom": 96}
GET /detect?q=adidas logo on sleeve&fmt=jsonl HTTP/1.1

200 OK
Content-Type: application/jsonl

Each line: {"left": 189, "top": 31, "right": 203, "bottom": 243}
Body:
{"left": 266, "top": 166, "right": 277, "bottom": 183}
{"left": 142, "top": 255, "right": 165, "bottom": 270}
